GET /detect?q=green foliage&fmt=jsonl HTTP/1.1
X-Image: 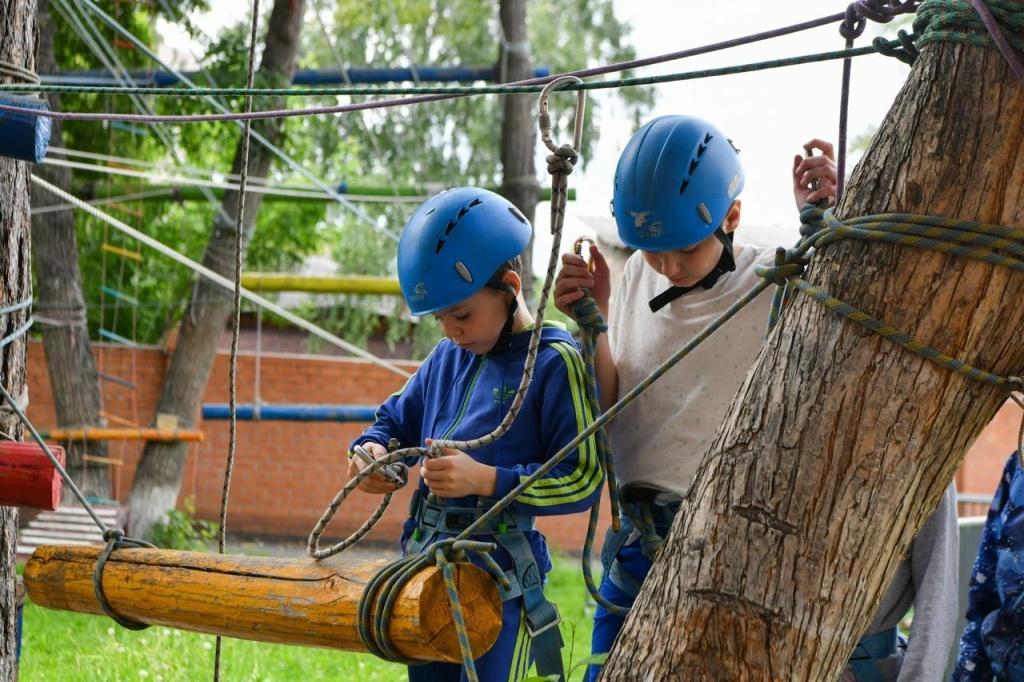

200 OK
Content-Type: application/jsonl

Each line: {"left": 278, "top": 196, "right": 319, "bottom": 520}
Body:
{"left": 149, "top": 497, "right": 219, "bottom": 551}
{"left": 46, "top": 0, "right": 650, "bottom": 358}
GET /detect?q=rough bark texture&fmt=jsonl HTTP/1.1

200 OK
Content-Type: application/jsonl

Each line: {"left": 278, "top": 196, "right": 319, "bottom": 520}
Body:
{"left": 0, "top": 2, "right": 36, "bottom": 677}
{"left": 25, "top": 546, "right": 501, "bottom": 661}
{"left": 127, "top": 0, "right": 306, "bottom": 539}
{"left": 602, "top": 29, "right": 1024, "bottom": 681}
{"left": 30, "top": 0, "right": 110, "bottom": 499}
{"left": 497, "top": 0, "right": 539, "bottom": 302}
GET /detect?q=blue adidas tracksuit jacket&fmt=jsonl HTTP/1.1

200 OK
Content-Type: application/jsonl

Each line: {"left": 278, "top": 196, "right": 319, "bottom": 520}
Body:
{"left": 953, "top": 451, "right": 1024, "bottom": 681}
{"left": 353, "top": 324, "right": 602, "bottom": 682}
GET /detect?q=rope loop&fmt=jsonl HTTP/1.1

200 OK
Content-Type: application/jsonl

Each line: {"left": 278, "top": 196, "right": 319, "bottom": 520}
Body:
{"left": 873, "top": 30, "right": 921, "bottom": 63}
{"left": 842, "top": 0, "right": 919, "bottom": 39}
{"left": 92, "top": 530, "right": 155, "bottom": 631}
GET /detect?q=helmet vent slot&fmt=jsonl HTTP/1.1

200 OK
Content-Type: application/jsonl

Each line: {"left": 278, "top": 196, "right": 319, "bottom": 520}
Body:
{"left": 508, "top": 206, "right": 527, "bottom": 224}
{"left": 688, "top": 158, "right": 699, "bottom": 174}
{"left": 444, "top": 220, "right": 457, "bottom": 235}
{"left": 679, "top": 178, "right": 690, "bottom": 195}
{"left": 435, "top": 239, "right": 446, "bottom": 254}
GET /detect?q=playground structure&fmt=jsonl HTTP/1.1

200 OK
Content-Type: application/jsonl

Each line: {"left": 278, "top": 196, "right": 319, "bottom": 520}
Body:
{"left": 4, "top": 0, "right": 1024, "bottom": 680}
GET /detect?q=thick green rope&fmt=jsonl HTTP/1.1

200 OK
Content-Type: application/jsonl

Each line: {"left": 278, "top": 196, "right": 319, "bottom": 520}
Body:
{"left": 761, "top": 205, "right": 1024, "bottom": 391}
{"left": 569, "top": 293, "right": 628, "bottom": 616}
{"left": 873, "top": 0, "right": 1024, "bottom": 65}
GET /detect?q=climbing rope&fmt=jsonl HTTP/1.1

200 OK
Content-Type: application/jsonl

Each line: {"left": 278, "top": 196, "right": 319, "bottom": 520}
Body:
{"left": 566, "top": 239, "right": 626, "bottom": 615}
{"left": 305, "top": 77, "right": 596, "bottom": 680}
{"left": 0, "top": 47, "right": 882, "bottom": 124}
{"left": 0, "top": 380, "right": 155, "bottom": 630}
{"left": 213, "top": 1, "right": 260, "bottom": 678}
{"left": 306, "top": 76, "right": 587, "bottom": 560}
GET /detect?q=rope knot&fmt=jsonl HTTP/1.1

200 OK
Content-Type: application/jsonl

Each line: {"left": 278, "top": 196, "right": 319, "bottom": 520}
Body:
{"left": 873, "top": 30, "right": 920, "bottom": 64}
{"left": 757, "top": 247, "right": 809, "bottom": 286}
{"left": 103, "top": 528, "right": 125, "bottom": 543}
{"left": 842, "top": 0, "right": 919, "bottom": 39}
{"left": 798, "top": 204, "right": 828, "bottom": 238}
{"left": 570, "top": 295, "right": 607, "bottom": 334}
{"left": 546, "top": 144, "right": 578, "bottom": 177}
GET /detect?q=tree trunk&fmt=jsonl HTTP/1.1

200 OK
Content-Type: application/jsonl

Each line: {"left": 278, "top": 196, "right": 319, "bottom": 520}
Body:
{"left": 0, "top": 1, "right": 37, "bottom": 676}
{"left": 127, "top": 0, "right": 306, "bottom": 539}
{"left": 602, "top": 26, "right": 1024, "bottom": 681}
{"left": 497, "top": 0, "right": 538, "bottom": 302}
{"left": 30, "top": 0, "right": 110, "bottom": 500}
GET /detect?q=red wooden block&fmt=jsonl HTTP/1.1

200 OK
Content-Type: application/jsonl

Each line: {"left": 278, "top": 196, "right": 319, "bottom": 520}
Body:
{"left": 0, "top": 441, "right": 64, "bottom": 510}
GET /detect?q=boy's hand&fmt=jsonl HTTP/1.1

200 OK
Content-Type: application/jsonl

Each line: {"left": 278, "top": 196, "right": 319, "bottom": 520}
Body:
{"left": 554, "top": 243, "right": 611, "bottom": 318}
{"left": 347, "top": 441, "right": 400, "bottom": 494}
{"left": 421, "top": 439, "right": 497, "bottom": 498}
{"left": 792, "top": 139, "right": 837, "bottom": 208}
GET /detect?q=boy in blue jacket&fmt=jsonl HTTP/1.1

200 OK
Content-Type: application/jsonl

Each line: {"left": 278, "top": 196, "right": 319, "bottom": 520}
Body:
{"left": 953, "top": 451, "right": 1024, "bottom": 681}
{"left": 349, "top": 187, "right": 603, "bottom": 682}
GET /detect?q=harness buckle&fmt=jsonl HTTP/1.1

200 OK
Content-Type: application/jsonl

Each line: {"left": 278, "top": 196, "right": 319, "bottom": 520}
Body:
{"left": 525, "top": 602, "right": 561, "bottom": 638}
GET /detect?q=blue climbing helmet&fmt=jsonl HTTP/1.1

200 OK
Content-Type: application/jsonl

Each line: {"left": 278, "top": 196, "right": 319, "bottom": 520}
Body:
{"left": 612, "top": 115, "right": 744, "bottom": 252}
{"left": 397, "top": 187, "right": 532, "bottom": 316}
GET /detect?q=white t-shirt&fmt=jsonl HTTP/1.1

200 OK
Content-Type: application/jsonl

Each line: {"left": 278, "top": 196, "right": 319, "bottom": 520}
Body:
{"left": 607, "top": 243, "right": 776, "bottom": 498}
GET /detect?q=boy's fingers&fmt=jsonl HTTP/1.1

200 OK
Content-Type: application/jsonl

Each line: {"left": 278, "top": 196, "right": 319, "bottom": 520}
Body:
{"left": 560, "top": 253, "right": 588, "bottom": 266}
{"left": 803, "top": 139, "right": 835, "bottom": 159}
{"left": 556, "top": 275, "right": 595, "bottom": 291}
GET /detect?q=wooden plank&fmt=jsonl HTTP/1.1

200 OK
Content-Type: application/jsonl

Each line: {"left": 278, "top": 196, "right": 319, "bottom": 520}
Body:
{"left": 25, "top": 546, "right": 502, "bottom": 663}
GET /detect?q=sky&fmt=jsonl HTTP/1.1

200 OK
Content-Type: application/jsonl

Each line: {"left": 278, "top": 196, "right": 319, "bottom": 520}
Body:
{"left": 155, "top": 1, "right": 914, "bottom": 272}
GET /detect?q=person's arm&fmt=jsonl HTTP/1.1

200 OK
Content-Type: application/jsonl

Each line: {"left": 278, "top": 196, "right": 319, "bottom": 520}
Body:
{"left": 895, "top": 483, "right": 959, "bottom": 681}
{"left": 554, "top": 243, "right": 618, "bottom": 410}
{"left": 491, "top": 341, "right": 604, "bottom": 516}
{"left": 952, "top": 455, "right": 1015, "bottom": 680}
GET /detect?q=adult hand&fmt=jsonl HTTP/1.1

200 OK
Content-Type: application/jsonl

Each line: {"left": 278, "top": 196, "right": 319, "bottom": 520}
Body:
{"left": 347, "top": 441, "right": 400, "bottom": 494}
{"left": 420, "top": 439, "right": 497, "bottom": 498}
{"left": 792, "top": 139, "right": 838, "bottom": 209}
{"left": 554, "top": 243, "right": 611, "bottom": 318}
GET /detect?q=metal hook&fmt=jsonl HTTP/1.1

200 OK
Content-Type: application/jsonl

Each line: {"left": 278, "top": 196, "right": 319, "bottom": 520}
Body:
{"left": 538, "top": 75, "right": 586, "bottom": 154}
{"left": 574, "top": 237, "right": 597, "bottom": 273}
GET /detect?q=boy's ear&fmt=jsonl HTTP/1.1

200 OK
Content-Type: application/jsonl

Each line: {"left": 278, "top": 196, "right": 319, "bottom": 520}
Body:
{"left": 722, "top": 200, "right": 742, "bottom": 235}
{"left": 501, "top": 269, "right": 523, "bottom": 297}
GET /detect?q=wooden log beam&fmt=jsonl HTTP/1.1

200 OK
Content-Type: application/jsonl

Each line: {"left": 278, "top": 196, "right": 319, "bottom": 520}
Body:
{"left": 41, "top": 428, "right": 205, "bottom": 443}
{"left": 24, "top": 545, "right": 502, "bottom": 663}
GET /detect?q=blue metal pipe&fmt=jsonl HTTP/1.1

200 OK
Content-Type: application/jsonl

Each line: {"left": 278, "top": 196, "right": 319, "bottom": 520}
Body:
{"left": 202, "top": 403, "right": 378, "bottom": 422}
{"left": 40, "top": 65, "right": 552, "bottom": 88}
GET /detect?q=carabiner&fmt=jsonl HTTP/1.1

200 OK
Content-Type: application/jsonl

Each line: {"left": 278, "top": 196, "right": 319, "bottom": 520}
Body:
{"left": 573, "top": 237, "right": 597, "bottom": 273}
{"left": 538, "top": 75, "right": 585, "bottom": 154}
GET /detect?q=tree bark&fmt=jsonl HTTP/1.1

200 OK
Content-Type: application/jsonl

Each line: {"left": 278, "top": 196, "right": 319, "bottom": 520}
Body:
{"left": 602, "top": 26, "right": 1024, "bottom": 681}
{"left": 497, "top": 0, "right": 539, "bottom": 302}
{"left": 30, "top": 0, "right": 110, "bottom": 500}
{"left": 0, "top": 2, "right": 37, "bottom": 677}
{"left": 127, "top": 0, "right": 306, "bottom": 539}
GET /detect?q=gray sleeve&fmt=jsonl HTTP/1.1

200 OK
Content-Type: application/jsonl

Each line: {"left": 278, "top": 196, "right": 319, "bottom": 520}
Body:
{"left": 897, "top": 483, "right": 960, "bottom": 682}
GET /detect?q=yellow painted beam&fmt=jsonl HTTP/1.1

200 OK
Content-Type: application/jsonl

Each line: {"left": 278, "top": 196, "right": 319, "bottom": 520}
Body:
{"left": 42, "top": 428, "right": 205, "bottom": 443}
{"left": 101, "top": 243, "right": 143, "bottom": 261}
{"left": 240, "top": 273, "right": 402, "bottom": 296}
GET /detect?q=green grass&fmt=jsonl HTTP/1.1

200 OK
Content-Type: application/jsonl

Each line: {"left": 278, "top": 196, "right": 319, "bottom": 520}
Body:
{"left": 19, "top": 554, "right": 597, "bottom": 682}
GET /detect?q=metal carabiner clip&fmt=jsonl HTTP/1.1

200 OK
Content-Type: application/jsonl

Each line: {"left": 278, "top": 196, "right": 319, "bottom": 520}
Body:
{"left": 573, "top": 237, "right": 597, "bottom": 274}
{"left": 538, "top": 75, "right": 586, "bottom": 154}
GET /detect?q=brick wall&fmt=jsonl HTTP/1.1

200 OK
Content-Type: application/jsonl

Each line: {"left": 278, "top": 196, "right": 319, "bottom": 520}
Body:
{"left": 26, "top": 340, "right": 1018, "bottom": 551}
{"left": 25, "top": 341, "right": 608, "bottom": 552}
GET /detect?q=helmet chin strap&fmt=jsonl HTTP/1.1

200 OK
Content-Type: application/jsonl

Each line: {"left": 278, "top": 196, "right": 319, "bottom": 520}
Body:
{"left": 647, "top": 228, "right": 736, "bottom": 313}
{"left": 485, "top": 280, "right": 520, "bottom": 352}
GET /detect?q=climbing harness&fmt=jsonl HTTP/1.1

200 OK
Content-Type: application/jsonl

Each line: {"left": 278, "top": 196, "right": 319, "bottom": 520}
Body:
{"left": 308, "top": 76, "right": 604, "bottom": 681}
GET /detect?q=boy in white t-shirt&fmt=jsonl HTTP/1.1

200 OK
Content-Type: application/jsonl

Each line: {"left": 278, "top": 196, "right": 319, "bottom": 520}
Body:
{"left": 555, "top": 115, "right": 957, "bottom": 681}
